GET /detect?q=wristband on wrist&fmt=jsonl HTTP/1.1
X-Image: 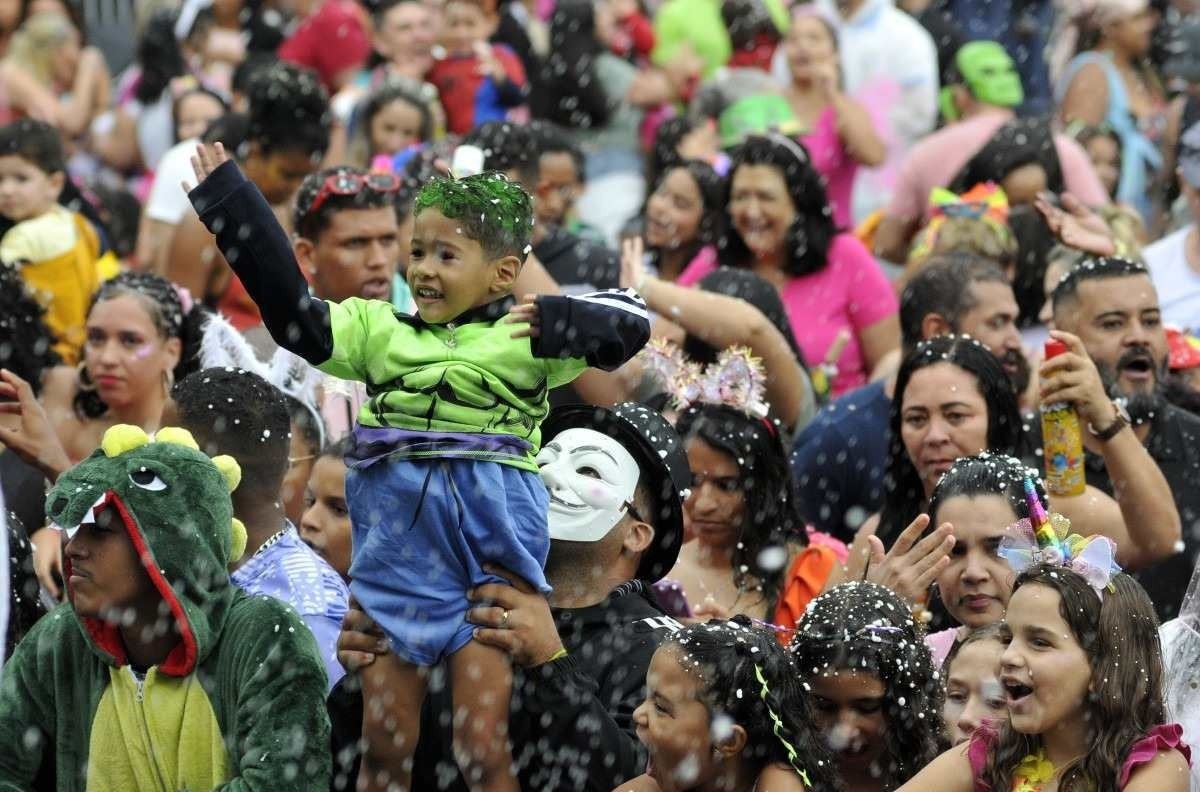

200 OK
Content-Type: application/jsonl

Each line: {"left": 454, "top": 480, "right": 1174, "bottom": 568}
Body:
{"left": 544, "top": 647, "right": 568, "bottom": 664}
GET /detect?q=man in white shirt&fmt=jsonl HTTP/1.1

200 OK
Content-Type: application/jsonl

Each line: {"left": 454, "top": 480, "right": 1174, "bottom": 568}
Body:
{"left": 1145, "top": 122, "right": 1200, "bottom": 333}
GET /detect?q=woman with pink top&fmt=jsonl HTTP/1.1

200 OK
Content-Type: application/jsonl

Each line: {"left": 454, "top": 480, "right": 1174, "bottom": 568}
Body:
{"left": 679, "top": 134, "right": 899, "bottom": 396}
{"left": 782, "top": 7, "right": 885, "bottom": 229}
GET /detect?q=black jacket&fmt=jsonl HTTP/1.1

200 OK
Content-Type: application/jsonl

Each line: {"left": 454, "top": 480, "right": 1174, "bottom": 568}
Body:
{"left": 328, "top": 580, "right": 682, "bottom": 791}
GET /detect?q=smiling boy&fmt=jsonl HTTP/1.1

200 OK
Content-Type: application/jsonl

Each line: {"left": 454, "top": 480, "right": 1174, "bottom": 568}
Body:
{"left": 187, "top": 142, "right": 649, "bottom": 791}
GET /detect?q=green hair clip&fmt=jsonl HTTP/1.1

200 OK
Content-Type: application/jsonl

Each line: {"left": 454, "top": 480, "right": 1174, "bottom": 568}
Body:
{"left": 754, "top": 663, "right": 811, "bottom": 787}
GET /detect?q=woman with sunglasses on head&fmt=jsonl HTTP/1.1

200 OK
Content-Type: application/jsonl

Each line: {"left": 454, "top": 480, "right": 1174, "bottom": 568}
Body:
{"left": 790, "top": 581, "right": 946, "bottom": 791}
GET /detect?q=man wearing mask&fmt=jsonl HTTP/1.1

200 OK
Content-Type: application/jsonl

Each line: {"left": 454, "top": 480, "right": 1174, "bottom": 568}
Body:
{"left": 329, "top": 402, "right": 690, "bottom": 791}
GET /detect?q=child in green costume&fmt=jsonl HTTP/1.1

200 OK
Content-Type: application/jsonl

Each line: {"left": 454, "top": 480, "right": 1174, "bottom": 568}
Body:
{"left": 186, "top": 142, "right": 651, "bottom": 791}
{"left": 0, "top": 424, "right": 331, "bottom": 790}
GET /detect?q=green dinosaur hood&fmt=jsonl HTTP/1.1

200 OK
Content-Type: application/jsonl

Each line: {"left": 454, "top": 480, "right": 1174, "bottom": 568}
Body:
{"left": 45, "top": 425, "right": 247, "bottom": 677}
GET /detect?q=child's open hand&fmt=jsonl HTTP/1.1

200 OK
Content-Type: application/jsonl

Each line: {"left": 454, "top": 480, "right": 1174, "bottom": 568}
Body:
{"left": 507, "top": 294, "right": 541, "bottom": 339}
{"left": 182, "top": 141, "right": 230, "bottom": 193}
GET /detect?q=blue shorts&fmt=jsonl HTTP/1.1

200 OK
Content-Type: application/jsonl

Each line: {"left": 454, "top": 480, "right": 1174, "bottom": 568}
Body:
{"left": 346, "top": 458, "right": 550, "bottom": 666}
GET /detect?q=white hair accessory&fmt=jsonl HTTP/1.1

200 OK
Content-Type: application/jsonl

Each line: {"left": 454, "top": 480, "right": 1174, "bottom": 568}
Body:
{"left": 198, "top": 313, "right": 327, "bottom": 448}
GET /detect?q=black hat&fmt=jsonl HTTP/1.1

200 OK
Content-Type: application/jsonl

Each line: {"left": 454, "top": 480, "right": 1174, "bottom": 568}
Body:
{"left": 541, "top": 402, "right": 691, "bottom": 583}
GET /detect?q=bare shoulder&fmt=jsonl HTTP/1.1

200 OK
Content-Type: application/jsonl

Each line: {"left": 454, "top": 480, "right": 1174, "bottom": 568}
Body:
{"left": 41, "top": 366, "right": 79, "bottom": 410}
{"left": 895, "top": 743, "right": 974, "bottom": 792}
{"left": 1123, "top": 748, "right": 1191, "bottom": 792}
{"left": 756, "top": 762, "right": 810, "bottom": 791}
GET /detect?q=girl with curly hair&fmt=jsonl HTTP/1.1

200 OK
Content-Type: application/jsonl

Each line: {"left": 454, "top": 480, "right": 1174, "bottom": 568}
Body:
{"left": 790, "top": 581, "right": 946, "bottom": 791}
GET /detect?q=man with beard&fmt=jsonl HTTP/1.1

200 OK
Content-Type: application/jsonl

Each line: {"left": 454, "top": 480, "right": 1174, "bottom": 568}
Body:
{"left": 327, "top": 402, "right": 690, "bottom": 791}
{"left": 793, "top": 253, "right": 1031, "bottom": 540}
{"left": 1050, "top": 256, "right": 1200, "bottom": 620}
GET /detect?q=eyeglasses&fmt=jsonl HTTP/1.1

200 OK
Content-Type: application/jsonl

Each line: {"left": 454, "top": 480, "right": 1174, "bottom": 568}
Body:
{"left": 305, "top": 171, "right": 402, "bottom": 217}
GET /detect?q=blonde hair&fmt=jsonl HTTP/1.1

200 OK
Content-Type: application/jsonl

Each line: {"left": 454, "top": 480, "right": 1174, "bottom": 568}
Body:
{"left": 5, "top": 13, "right": 77, "bottom": 88}
{"left": 1098, "top": 204, "right": 1146, "bottom": 262}
{"left": 908, "top": 216, "right": 1018, "bottom": 271}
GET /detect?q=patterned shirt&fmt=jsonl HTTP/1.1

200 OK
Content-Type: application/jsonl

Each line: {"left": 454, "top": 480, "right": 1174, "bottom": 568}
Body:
{"left": 231, "top": 525, "right": 349, "bottom": 690}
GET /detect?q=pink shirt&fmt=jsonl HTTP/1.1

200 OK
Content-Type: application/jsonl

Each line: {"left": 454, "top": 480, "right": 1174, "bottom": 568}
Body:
{"left": 678, "top": 233, "right": 898, "bottom": 395}
{"left": 802, "top": 107, "right": 857, "bottom": 230}
{"left": 885, "top": 109, "right": 1109, "bottom": 223}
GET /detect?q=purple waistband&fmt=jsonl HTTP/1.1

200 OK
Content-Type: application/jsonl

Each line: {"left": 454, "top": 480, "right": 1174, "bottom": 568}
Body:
{"left": 347, "top": 425, "right": 533, "bottom": 467}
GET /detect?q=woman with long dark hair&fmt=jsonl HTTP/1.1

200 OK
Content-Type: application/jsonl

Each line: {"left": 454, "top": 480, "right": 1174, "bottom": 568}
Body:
{"left": 678, "top": 135, "right": 899, "bottom": 396}
{"left": 642, "top": 159, "right": 725, "bottom": 283}
{"left": 666, "top": 401, "right": 836, "bottom": 630}
{"left": 860, "top": 335, "right": 1178, "bottom": 608}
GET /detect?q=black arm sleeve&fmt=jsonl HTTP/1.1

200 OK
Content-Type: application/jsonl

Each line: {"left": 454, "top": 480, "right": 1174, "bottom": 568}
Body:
{"left": 187, "top": 159, "right": 335, "bottom": 365}
{"left": 532, "top": 288, "right": 651, "bottom": 371}
{"left": 518, "top": 654, "right": 649, "bottom": 791}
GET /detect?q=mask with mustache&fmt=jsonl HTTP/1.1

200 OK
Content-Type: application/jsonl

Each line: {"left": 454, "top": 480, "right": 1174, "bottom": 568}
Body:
{"left": 1095, "top": 345, "right": 1167, "bottom": 425}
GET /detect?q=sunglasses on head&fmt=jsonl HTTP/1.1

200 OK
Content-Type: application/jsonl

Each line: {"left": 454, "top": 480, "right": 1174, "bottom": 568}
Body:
{"left": 305, "top": 171, "right": 402, "bottom": 217}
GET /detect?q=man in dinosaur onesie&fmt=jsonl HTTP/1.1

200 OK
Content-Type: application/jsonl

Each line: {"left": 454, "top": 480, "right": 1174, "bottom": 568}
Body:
{"left": 0, "top": 424, "right": 332, "bottom": 790}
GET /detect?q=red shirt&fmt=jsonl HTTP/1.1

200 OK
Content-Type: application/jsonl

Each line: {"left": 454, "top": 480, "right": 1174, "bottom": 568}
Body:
{"left": 278, "top": 0, "right": 371, "bottom": 91}
{"left": 427, "top": 45, "right": 526, "bottom": 136}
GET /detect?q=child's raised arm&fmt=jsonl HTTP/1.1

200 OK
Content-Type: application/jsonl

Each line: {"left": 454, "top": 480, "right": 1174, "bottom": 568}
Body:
{"left": 185, "top": 143, "right": 337, "bottom": 368}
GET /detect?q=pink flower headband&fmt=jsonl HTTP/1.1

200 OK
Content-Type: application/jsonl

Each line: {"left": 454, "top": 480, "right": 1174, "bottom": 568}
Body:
{"left": 640, "top": 339, "right": 769, "bottom": 419}
{"left": 997, "top": 478, "right": 1121, "bottom": 597}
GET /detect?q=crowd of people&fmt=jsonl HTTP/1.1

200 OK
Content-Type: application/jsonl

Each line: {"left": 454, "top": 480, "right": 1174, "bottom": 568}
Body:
{"left": 0, "top": 0, "right": 1198, "bottom": 788}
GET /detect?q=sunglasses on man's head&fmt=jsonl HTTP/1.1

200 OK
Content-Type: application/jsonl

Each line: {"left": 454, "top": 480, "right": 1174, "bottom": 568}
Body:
{"left": 305, "top": 171, "right": 402, "bottom": 217}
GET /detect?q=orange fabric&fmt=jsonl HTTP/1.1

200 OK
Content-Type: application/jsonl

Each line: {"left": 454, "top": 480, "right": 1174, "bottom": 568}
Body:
{"left": 772, "top": 544, "right": 838, "bottom": 644}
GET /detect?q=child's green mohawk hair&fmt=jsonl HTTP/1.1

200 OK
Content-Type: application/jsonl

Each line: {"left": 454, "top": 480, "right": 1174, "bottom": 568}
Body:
{"left": 413, "top": 172, "right": 535, "bottom": 260}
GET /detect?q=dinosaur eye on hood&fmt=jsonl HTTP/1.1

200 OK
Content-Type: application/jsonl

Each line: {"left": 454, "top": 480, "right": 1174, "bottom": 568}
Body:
{"left": 130, "top": 467, "right": 167, "bottom": 492}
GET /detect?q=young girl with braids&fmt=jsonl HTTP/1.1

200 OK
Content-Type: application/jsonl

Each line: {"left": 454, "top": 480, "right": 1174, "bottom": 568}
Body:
{"left": 41, "top": 272, "right": 208, "bottom": 466}
{"left": 790, "top": 581, "right": 946, "bottom": 792}
{"left": 624, "top": 617, "right": 837, "bottom": 791}
{"left": 900, "top": 564, "right": 1191, "bottom": 791}
{"left": 187, "top": 142, "right": 650, "bottom": 792}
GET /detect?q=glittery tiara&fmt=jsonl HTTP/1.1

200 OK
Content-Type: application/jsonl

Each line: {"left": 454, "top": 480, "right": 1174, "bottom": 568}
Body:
{"left": 640, "top": 338, "right": 769, "bottom": 418}
{"left": 997, "top": 477, "right": 1121, "bottom": 597}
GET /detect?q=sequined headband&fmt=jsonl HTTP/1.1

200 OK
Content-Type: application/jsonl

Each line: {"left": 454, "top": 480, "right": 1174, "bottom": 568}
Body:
{"left": 640, "top": 338, "right": 769, "bottom": 419}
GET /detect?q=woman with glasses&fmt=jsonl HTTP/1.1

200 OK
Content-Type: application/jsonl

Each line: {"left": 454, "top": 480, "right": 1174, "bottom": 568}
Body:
{"left": 790, "top": 581, "right": 946, "bottom": 791}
